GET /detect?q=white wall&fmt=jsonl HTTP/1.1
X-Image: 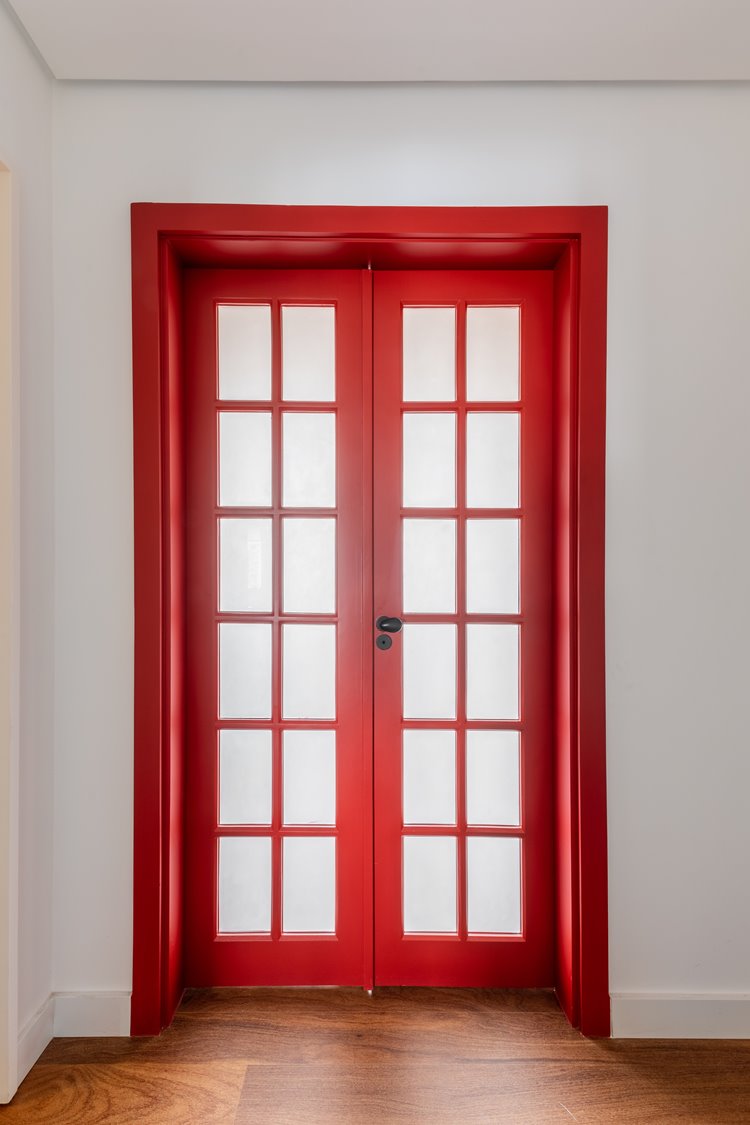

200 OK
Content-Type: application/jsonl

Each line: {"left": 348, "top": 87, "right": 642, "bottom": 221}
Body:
{"left": 51, "top": 81, "right": 750, "bottom": 1036}
{"left": 0, "top": 0, "right": 55, "bottom": 1093}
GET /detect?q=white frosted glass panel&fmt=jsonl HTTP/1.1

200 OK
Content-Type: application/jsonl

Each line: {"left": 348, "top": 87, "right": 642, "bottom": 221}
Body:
{"left": 282, "top": 305, "right": 335, "bottom": 402}
{"left": 282, "top": 624, "right": 336, "bottom": 719}
{"left": 219, "top": 623, "right": 272, "bottom": 719}
{"left": 403, "top": 519, "right": 456, "bottom": 614}
{"left": 283, "top": 837, "right": 336, "bottom": 933}
{"left": 466, "top": 624, "right": 519, "bottom": 720}
{"left": 283, "top": 730, "right": 336, "bottom": 826}
{"left": 218, "top": 836, "right": 271, "bottom": 933}
{"left": 403, "top": 624, "right": 456, "bottom": 720}
{"left": 403, "top": 836, "right": 457, "bottom": 934}
{"left": 466, "top": 731, "right": 520, "bottom": 827}
{"left": 466, "top": 306, "right": 520, "bottom": 402}
{"left": 466, "top": 519, "right": 520, "bottom": 614}
{"left": 403, "top": 414, "right": 456, "bottom": 508}
{"left": 218, "top": 305, "right": 272, "bottom": 401}
{"left": 283, "top": 518, "right": 336, "bottom": 614}
{"left": 219, "top": 729, "right": 272, "bottom": 825}
{"left": 219, "top": 518, "right": 273, "bottom": 612}
{"left": 467, "top": 836, "right": 521, "bottom": 934}
{"left": 403, "top": 730, "right": 456, "bottom": 826}
{"left": 403, "top": 307, "right": 456, "bottom": 402}
{"left": 466, "top": 413, "right": 519, "bottom": 509}
{"left": 219, "top": 412, "right": 272, "bottom": 507}
{"left": 282, "top": 413, "right": 336, "bottom": 508}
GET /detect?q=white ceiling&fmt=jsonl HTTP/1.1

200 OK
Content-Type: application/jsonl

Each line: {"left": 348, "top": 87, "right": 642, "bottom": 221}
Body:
{"left": 7, "top": 0, "right": 750, "bottom": 82}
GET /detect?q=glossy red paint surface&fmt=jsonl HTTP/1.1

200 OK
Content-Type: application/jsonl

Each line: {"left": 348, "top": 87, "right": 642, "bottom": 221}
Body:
{"left": 373, "top": 271, "right": 554, "bottom": 985}
{"left": 183, "top": 270, "right": 371, "bottom": 985}
{"left": 131, "top": 204, "right": 608, "bottom": 1036}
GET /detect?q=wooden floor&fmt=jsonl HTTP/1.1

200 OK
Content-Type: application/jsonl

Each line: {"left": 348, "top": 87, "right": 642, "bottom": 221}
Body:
{"left": 6, "top": 989, "right": 750, "bottom": 1123}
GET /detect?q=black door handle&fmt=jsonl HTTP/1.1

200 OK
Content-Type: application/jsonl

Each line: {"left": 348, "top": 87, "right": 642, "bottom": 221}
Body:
{"left": 376, "top": 615, "right": 403, "bottom": 634}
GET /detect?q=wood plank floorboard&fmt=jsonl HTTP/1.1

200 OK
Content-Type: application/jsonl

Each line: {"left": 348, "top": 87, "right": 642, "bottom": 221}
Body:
{"left": 5, "top": 988, "right": 750, "bottom": 1123}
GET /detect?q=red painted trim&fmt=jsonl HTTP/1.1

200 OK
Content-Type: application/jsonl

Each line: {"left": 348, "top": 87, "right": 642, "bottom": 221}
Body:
{"left": 552, "top": 244, "right": 580, "bottom": 1029}
{"left": 131, "top": 210, "right": 165, "bottom": 1036}
{"left": 131, "top": 204, "right": 609, "bottom": 1035}
{"left": 161, "top": 243, "right": 186, "bottom": 1026}
{"left": 576, "top": 218, "right": 610, "bottom": 1037}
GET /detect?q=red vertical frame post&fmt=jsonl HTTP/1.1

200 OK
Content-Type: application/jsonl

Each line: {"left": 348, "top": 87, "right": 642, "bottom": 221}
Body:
{"left": 131, "top": 224, "right": 186, "bottom": 1034}
{"left": 575, "top": 222, "right": 610, "bottom": 1037}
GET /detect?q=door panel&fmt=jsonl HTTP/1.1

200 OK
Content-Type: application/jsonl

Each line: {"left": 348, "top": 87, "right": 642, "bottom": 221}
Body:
{"left": 373, "top": 271, "right": 554, "bottom": 985}
{"left": 183, "top": 266, "right": 553, "bottom": 988}
{"left": 184, "top": 270, "right": 371, "bottom": 985}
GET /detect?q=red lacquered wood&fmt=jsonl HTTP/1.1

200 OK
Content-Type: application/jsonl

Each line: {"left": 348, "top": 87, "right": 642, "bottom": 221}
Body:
{"left": 183, "top": 270, "right": 369, "bottom": 985}
{"left": 162, "top": 245, "right": 187, "bottom": 1026}
{"left": 373, "top": 271, "right": 554, "bottom": 986}
{"left": 553, "top": 243, "right": 579, "bottom": 1029}
{"left": 131, "top": 208, "right": 164, "bottom": 1036}
{"left": 575, "top": 220, "right": 610, "bottom": 1037}
{"left": 131, "top": 226, "right": 186, "bottom": 1034}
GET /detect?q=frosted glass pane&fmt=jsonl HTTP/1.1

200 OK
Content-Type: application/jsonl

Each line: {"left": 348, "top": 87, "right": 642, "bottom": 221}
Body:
{"left": 282, "top": 305, "right": 335, "bottom": 402}
{"left": 403, "top": 836, "right": 457, "bottom": 934}
{"left": 218, "top": 305, "right": 272, "bottom": 401}
{"left": 219, "top": 623, "right": 272, "bottom": 719}
{"left": 282, "top": 624, "right": 336, "bottom": 719}
{"left": 403, "top": 624, "right": 456, "bottom": 720}
{"left": 282, "top": 413, "right": 336, "bottom": 508}
{"left": 219, "top": 729, "right": 272, "bottom": 825}
{"left": 283, "top": 518, "right": 336, "bottom": 614}
{"left": 219, "top": 412, "right": 272, "bottom": 508}
{"left": 403, "top": 307, "right": 456, "bottom": 402}
{"left": 218, "top": 836, "right": 271, "bottom": 934}
{"left": 283, "top": 837, "right": 336, "bottom": 933}
{"left": 466, "top": 413, "right": 519, "bottom": 509}
{"left": 403, "top": 519, "right": 456, "bottom": 614}
{"left": 466, "top": 519, "right": 520, "bottom": 614}
{"left": 403, "top": 730, "right": 456, "bottom": 826}
{"left": 403, "top": 413, "right": 456, "bottom": 508}
{"left": 466, "top": 306, "right": 519, "bottom": 402}
{"left": 283, "top": 730, "right": 336, "bottom": 826}
{"left": 466, "top": 731, "right": 520, "bottom": 827}
{"left": 466, "top": 624, "right": 519, "bottom": 720}
{"left": 219, "top": 518, "right": 272, "bottom": 612}
{"left": 467, "top": 836, "right": 521, "bottom": 934}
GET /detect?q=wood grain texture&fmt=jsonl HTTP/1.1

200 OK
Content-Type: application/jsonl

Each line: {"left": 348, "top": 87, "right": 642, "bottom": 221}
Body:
{"left": 6, "top": 989, "right": 750, "bottom": 1123}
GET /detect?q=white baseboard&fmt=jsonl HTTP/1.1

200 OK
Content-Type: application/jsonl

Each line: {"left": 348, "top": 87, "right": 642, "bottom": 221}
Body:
{"left": 11, "top": 990, "right": 131, "bottom": 1099}
{"left": 53, "top": 991, "right": 131, "bottom": 1037}
{"left": 611, "top": 992, "right": 750, "bottom": 1038}
{"left": 17, "top": 996, "right": 53, "bottom": 1087}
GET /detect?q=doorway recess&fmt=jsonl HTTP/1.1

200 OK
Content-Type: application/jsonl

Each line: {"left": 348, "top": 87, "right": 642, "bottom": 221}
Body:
{"left": 130, "top": 203, "right": 609, "bottom": 1037}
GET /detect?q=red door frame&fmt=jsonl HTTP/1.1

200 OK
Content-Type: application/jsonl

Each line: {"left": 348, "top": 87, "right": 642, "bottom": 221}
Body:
{"left": 131, "top": 203, "right": 608, "bottom": 1037}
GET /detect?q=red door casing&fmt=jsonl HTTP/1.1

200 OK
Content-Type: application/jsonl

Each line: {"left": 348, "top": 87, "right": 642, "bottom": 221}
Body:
{"left": 183, "top": 267, "right": 553, "bottom": 987}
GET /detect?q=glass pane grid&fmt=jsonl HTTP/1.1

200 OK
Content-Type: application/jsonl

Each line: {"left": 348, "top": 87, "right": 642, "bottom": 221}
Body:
{"left": 215, "top": 298, "right": 341, "bottom": 939}
{"left": 400, "top": 299, "right": 524, "bottom": 943}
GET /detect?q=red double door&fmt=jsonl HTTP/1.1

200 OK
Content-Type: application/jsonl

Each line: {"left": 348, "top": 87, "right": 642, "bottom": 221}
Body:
{"left": 184, "top": 268, "right": 553, "bottom": 988}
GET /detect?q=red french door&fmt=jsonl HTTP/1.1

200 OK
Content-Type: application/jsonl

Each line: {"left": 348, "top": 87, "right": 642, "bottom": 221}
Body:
{"left": 373, "top": 272, "right": 553, "bottom": 984}
{"left": 184, "top": 270, "right": 372, "bottom": 984}
{"left": 183, "top": 267, "right": 553, "bottom": 987}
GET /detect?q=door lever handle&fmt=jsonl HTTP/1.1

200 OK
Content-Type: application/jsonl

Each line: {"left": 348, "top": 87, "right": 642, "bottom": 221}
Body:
{"left": 376, "top": 615, "right": 403, "bottom": 634}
